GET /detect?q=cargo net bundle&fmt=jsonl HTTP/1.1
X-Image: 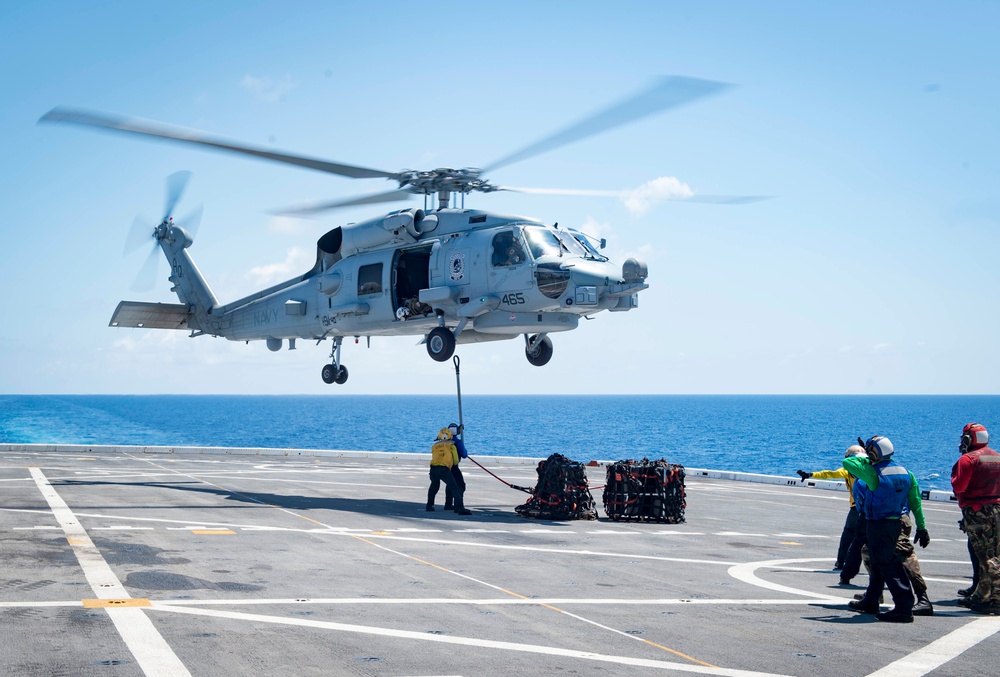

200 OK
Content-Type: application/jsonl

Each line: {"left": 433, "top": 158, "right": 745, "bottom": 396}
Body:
{"left": 515, "top": 453, "right": 598, "bottom": 521}
{"left": 603, "top": 458, "right": 686, "bottom": 523}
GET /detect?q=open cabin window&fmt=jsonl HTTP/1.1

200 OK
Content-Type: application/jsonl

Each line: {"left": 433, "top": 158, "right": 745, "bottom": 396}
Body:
{"left": 358, "top": 263, "right": 383, "bottom": 296}
{"left": 491, "top": 230, "right": 528, "bottom": 267}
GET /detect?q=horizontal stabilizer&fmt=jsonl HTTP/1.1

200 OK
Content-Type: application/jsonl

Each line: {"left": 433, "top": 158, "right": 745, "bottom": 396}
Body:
{"left": 109, "top": 301, "right": 195, "bottom": 330}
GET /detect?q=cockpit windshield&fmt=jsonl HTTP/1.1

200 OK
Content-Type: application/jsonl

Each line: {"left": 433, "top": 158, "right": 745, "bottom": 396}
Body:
{"left": 523, "top": 227, "right": 567, "bottom": 259}
{"left": 570, "top": 231, "right": 608, "bottom": 261}
{"left": 555, "top": 231, "right": 588, "bottom": 257}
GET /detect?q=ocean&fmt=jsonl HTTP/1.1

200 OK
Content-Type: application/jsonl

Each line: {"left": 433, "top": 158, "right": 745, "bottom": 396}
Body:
{"left": 2, "top": 394, "right": 998, "bottom": 492}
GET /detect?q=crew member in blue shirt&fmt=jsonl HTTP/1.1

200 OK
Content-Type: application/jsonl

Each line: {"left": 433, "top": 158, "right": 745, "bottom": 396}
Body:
{"left": 844, "top": 436, "right": 930, "bottom": 623}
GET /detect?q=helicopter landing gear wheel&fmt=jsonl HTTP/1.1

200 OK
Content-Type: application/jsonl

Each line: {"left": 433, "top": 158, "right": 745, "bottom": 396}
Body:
{"left": 322, "top": 336, "right": 348, "bottom": 385}
{"left": 426, "top": 327, "right": 456, "bottom": 362}
{"left": 525, "top": 334, "right": 553, "bottom": 367}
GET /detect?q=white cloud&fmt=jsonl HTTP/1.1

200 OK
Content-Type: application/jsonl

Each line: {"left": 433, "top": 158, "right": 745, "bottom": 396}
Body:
{"left": 241, "top": 74, "right": 297, "bottom": 102}
{"left": 267, "top": 215, "right": 310, "bottom": 235}
{"left": 621, "top": 176, "right": 694, "bottom": 216}
{"left": 247, "top": 247, "right": 314, "bottom": 286}
{"left": 575, "top": 216, "right": 652, "bottom": 261}
{"left": 873, "top": 343, "right": 892, "bottom": 352}
{"left": 577, "top": 216, "right": 618, "bottom": 248}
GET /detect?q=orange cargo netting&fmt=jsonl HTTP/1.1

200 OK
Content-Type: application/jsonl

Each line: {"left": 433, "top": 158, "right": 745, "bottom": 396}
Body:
{"left": 602, "top": 458, "right": 686, "bottom": 523}
{"left": 514, "top": 453, "right": 598, "bottom": 520}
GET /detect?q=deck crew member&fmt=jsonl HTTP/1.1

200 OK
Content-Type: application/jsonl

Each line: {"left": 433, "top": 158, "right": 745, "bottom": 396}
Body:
{"left": 951, "top": 423, "right": 1000, "bottom": 615}
{"left": 797, "top": 444, "right": 867, "bottom": 569}
{"left": 427, "top": 427, "right": 472, "bottom": 515}
{"left": 444, "top": 423, "right": 467, "bottom": 511}
{"left": 844, "top": 436, "right": 930, "bottom": 623}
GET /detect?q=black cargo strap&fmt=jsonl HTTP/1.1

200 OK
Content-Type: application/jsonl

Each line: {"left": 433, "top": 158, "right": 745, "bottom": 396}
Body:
{"left": 467, "top": 456, "right": 533, "bottom": 494}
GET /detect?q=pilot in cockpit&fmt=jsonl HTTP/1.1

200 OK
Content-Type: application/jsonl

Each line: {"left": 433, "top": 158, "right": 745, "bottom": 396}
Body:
{"left": 492, "top": 231, "right": 526, "bottom": 267}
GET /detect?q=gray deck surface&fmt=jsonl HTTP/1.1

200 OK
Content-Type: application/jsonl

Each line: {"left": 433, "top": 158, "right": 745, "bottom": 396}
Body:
{"left": 1, "top": 447, "right": 997, "bottom": 677}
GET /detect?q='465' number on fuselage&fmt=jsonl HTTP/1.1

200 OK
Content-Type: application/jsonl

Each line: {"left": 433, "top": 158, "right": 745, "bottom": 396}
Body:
{"left": 501, "top": 292, "right": 526, "bottom": 306}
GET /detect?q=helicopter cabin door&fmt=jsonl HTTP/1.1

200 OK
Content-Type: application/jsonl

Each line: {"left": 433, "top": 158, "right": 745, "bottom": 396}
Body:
{"left": 488, "top": 226, "right": 533, "bottom": 303}
{"left": 391, "top": 245, "right": 434, "bottom": 321}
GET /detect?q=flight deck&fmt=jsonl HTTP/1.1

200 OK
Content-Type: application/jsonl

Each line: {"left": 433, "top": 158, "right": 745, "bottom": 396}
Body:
{"left": 1, "top": 445, "right": 996, "bottom": 676}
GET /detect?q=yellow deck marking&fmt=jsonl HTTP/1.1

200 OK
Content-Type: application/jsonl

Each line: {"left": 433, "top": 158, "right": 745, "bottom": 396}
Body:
{"left": 352, "top": 534, "right": 719, "bottom": 669}
{"left": 132, "top": 456, "right": 719, "bottom": 670}
{"left": 83, "top": 598, "right": 152, "bottom": 608}
{"left": 192, "top": 529, "right": 236, "bottom": 535}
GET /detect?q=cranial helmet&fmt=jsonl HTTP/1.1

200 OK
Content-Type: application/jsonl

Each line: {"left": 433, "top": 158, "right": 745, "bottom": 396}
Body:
{"left": 961, "top": 423, "right": 989, "bottom": 453}
{"left": 437, "top": 427, "right": 453, "bottom": 441}
{"left": 448, "top": 422, "right": 460, "bottom": 436}
{"left": 865, "top": 436, "right": 894, "bottom": 463}
{"left": 845, "top": 444, "right": 866, "bottom": 458}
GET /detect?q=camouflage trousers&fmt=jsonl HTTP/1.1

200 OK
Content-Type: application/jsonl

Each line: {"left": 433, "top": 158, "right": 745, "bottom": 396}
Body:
{"left": 962, "top": 504, "right": 1000, "bottom": 603}
{"left": 862, "top": 513, "right": 927, "bottom": 596}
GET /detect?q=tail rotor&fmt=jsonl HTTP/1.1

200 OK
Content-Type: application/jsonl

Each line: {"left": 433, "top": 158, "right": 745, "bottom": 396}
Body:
{"left": 123, "top": 171, "right": 201, "bottom": 292}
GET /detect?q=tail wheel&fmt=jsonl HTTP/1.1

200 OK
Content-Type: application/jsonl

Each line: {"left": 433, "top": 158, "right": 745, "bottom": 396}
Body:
{"left": 525, "top": 334, "right": 553, "bottom": 367}
{"left": 426, "top": 327, "right": 456, "bottom": 362}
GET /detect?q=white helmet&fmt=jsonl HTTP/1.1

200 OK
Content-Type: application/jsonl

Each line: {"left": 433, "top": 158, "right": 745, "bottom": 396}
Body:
{"left": 865, "top": 436, "right": 894, "bottom": 463}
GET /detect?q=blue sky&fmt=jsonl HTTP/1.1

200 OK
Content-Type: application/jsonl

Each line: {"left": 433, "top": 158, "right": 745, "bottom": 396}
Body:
{"left": 1, "top": 1, "right": 998, "bottom": 395}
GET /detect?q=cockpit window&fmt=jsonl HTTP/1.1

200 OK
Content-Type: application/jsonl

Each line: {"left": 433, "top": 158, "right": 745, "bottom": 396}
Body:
{"left": 555, "top": 231, "right": 588, "bottom": 257}
{"left": 491, "top": 231, "right": 527, "bottom": 267}
{"left": 523, "top": 227, "right": 565, "bottom": 259}
{"left": 571, "top": 231, "right": 608, "bottom": 261}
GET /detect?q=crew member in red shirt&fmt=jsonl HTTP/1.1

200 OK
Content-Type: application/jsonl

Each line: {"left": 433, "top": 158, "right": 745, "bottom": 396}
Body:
{"left": 951, "top": 423, "right": 1000, "bottom": 615}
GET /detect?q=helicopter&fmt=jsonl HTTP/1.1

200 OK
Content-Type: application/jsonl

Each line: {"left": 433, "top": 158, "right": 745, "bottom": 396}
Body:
{"left": 40, "top": 76, "right": 757, "bottom": 385}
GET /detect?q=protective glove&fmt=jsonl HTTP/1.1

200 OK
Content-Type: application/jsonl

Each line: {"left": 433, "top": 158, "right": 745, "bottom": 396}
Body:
{"left": 796, "top": 470, "right": 811, "bottom": 481}
{"left": 958, "top": 519, "right": 967, "bottom": 533}
{"left": 914, "top": 528, "right": 930, "bottom": 548}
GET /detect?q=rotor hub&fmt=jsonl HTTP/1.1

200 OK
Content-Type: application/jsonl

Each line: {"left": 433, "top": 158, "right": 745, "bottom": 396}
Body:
{"left": 396, "top": 167, "right": 494, "bottom": 196}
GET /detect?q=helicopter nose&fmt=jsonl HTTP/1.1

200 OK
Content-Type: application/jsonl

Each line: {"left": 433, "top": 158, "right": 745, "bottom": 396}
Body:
{"left": 622, "top": 257, "right": 648, "bottom": 283}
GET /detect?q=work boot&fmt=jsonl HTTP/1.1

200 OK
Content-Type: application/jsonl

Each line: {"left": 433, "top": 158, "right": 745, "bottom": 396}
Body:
{"left": 854, "top": 593, "right": 884, "bottom": 603}
{"left": 848, "top": 599, "right": 879, "bottom": 614}
{"left": 834, "top": 562, "right": 844, "bottom": 570}
{"left": 876, "top": 608, "right": 914, "bottom": 623}
{"left": 957, "top": 585, "right": 975, "bottom": 596}
{"left": 838, "top": 577, "right": 851, "bottom": 586}
{"left": 969, "top": 600, "right": 1000, "bottom": 615}
{"left": 444, "top": 504, "right": 454, "bottom": 511}
{"left": 455, "top": 508, "right": 472, "bottom": 516}
{"left": 912, "top": 593, "right": 934, "bottom": 616}
{"left": 958, "top": 596, "right": 974, "bottom": 608}
{"left": 426, "top": 504, "right": 435, "bottom": 512}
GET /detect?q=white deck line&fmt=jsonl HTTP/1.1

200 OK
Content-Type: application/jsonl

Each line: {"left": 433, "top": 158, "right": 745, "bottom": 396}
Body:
{"left": 28, "top": 467, "right": 191, "bottom": 677}
{"left": 3, "top": 444, "right": 959, "bottom": 502}
{"left": 865, "top": 617, "right": 1000, "bottom": 677}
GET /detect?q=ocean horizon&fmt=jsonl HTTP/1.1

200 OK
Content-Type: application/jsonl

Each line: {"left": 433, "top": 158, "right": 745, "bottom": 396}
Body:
{"left": 3, "top": 394, "right": 998, "bottom": 492}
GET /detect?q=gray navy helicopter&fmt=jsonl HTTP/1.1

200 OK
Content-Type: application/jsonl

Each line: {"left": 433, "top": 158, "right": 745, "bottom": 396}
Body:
{"left": 41, "top": 76, "right": 757, "bottom": 384}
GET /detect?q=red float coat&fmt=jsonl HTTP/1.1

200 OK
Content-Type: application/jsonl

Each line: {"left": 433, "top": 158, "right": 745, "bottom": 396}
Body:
{"left": 951, "top": 446, "right": 1000, "bottom": 510}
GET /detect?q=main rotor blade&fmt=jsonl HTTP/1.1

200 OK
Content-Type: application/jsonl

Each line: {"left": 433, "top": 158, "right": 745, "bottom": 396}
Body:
{"left": 164, "top": 170, "right": 191, "bottom": 219}
{"left": 274, "top": 188, "right": 413, "bottom": 216}
{"left": 40, "top": 107, "right": 399, "bottom": 181}
{"left": 482, "top": 76, "right": 734, "bottom": 174}
{"left": 497, "top": 185, "right": 771, "bottom": 204}
{"left": 496, "top": 186, "right": 624, "bottom": 197}
{"left": 671, "top": 195, "right": 772, "bottom": 205}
